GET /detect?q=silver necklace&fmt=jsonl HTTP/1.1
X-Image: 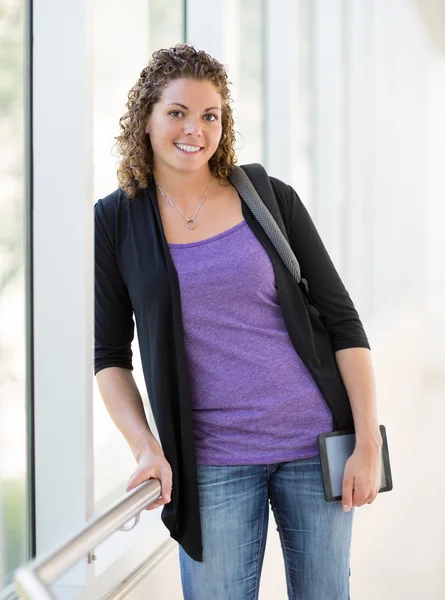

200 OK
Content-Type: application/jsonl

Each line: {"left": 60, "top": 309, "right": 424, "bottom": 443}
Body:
{"left": 156, "top": 177, "right": 214, "bottom": 230}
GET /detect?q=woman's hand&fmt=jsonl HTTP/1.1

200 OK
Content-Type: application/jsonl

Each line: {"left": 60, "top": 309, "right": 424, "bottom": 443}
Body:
{"left": 341, "top": 442, "right": 382, "bottom": 512}
{"left": 126, "top": 442, "right": 173, "bottom": 511}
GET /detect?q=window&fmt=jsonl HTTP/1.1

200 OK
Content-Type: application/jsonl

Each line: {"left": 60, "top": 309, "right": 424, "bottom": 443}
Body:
{"left": 291, "top": 0, "right": 315, "bottom": 210}
{"left": 230, "top": 0, "right": 265, "bottom": 165}
{"left": 0, "top": 0, "right": 29, "bottom": 586}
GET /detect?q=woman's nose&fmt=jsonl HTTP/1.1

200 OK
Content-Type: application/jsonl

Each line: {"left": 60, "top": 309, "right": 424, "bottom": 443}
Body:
{"left": 183, "top": 117, "right": 202, "bottom": 136}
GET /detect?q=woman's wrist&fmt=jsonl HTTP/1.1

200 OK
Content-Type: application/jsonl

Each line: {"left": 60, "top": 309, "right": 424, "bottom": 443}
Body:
{"left": 131, "top": 428, "right": 162, "bottom": 462}
{"left": 355, "top": 427, "right": 383, "bottom": 450}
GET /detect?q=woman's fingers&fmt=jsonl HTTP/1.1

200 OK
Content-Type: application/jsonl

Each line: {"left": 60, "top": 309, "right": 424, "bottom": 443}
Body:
{"left": 126, "top": 455, "right": 173, "bottom": 511}
{"left": 145, "top": 498, "right": 165, "bottom": 511}
{"left": 144, "top": 467, "right": 173, "bottom": 510}
{"left": 126, "top": 469, "right": 154, "bottom": 492}
{"left": 160, "top": 466, "right": 173, "bottom": 503}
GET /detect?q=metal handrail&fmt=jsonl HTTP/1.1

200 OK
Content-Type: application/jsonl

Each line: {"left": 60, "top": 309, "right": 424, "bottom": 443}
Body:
{"left": 13, "top": 479, "right": 162, "bottom": 600}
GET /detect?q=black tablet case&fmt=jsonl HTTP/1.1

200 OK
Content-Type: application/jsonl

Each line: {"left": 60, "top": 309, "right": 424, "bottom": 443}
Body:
{"left": 317, "top": 424, "right": 393, "bottom": 502}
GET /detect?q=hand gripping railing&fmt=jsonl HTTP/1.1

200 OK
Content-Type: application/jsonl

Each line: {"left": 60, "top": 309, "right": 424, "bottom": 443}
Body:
{"left": 13, "top": 479, "right": 162, "bottom": 600}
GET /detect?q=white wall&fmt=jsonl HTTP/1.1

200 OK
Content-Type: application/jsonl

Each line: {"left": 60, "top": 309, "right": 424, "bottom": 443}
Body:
{"left": 425, "top": 55, "right": 445, "bottom": 374}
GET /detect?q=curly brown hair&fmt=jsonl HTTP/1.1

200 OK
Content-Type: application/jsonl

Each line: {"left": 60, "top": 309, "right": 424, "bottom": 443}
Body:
{"left": 114, "top": 43, "right": 238, "bottom": 200}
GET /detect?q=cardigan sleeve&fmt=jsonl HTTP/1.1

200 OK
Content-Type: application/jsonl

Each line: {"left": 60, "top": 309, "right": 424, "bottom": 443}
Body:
{"left": 270, "top": 177, "right": 371, "bottom": 352}
{"left": 94, "top": 198, "right": 135, "bottom": 374}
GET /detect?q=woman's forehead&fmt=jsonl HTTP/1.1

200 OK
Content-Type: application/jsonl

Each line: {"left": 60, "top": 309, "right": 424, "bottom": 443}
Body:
{"left": 160, "top": 78, "right": 221, "bottom": 105}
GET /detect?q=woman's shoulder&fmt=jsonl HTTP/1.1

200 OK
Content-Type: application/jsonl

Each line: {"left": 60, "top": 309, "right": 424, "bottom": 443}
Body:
{"left": 95, "top": 186, "right": 145, "bottom": 225}
{"left": 236, "top": 163, "right": 306, "bottom": 227}
{"left": 238, "top": 162, "right": 293, "bottom": 196}
{"left": 95, "top": 187, "right": 129, "bottom": 213}
{"left": 94, "top": 188, "right": 136, "bottom": 245}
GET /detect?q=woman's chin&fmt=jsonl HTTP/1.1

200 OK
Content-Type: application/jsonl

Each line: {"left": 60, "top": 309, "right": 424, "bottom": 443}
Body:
{"left": 172, "top": 154, "right": 209, "bottom": 171}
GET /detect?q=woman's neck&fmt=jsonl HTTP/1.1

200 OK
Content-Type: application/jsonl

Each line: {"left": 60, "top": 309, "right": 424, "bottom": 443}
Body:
{"left": 152, "top": 164, "right": 217, "bottom": 203}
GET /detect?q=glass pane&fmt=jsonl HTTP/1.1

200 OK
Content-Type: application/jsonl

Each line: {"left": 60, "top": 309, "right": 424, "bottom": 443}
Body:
{"left": 93, "top": 0, "right": 183, "bottom": 508}
{"left": 233, "top": 0, "right": 265, "bottom": 164}
{"left": 290, "top": 0, "right": 314, "bottom": 209}
{"left": 0, "top": 0, "right": 28, "bottom": 586}
{"left": 148, "top": 0, "right": 184, "bottom": 56}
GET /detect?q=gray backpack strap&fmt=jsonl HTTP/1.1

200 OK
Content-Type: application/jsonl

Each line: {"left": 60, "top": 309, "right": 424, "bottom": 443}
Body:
{"left": 227, "top": 164, "right": 309, "bottom": 295}
{"left": 239, "top": 163, "right": 290, "bottom": 242}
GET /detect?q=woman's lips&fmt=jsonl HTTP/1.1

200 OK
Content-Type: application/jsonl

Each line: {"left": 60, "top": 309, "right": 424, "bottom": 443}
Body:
{"left": 174, "top": 142, "right": 203, "bottom": 154}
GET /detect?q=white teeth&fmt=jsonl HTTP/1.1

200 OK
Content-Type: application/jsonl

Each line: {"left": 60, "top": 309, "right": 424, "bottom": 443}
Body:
{"left": 175, "top": 143, "right": 202, "bottom": 153}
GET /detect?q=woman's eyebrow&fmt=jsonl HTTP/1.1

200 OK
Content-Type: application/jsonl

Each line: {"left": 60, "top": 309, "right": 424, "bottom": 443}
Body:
{"left": 166, "top": 102, "right": 221, "bottom": 112}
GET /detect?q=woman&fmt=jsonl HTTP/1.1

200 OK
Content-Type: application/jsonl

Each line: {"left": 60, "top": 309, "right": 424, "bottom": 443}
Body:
{"left": 95, "top": 43, "right": 382, "bottom": 599}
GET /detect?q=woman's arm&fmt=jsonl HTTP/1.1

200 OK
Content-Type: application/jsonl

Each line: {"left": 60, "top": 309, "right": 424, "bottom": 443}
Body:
{"left": 96, "top": 366, "right": 173, "bottom": 509}
{"left": 96, "top": 366, "right": 159, "bottom": 459}
{"left": 334, "top": 347, "right": 382, "bottom": 447}
{"left": 94, "top": 198, "right": 172, "bottom": 508}
{"left": 270, "top": 177, "right": 370, "bottom": 351}
{"left": 335, "top": 347, "right": 383, "bottom": 512}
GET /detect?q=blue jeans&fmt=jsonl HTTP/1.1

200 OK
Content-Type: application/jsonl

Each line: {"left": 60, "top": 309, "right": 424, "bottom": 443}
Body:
{"left": 179, "top": 454, "right": 353, "bottom": 600}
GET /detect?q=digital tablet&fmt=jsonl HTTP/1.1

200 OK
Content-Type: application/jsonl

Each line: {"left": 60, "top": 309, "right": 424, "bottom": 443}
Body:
{"left": 317, "top": 424, "right": 393, "bottom": 503}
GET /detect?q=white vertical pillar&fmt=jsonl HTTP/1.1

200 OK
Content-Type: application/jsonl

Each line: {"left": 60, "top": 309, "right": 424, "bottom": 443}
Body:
{"left": 263, "top": 0, "right": 298, "bottom": 182}
{"left": 33, "top": 0, "right": 94, "bottom": 588}
{"left": 342, "top": 0, "right": 369, "bottom": 313}
{"left": 312, "top": 0, "right": 345, "bottom": 272}
{"left": 186, "top": 0, "right": 238, "bottom": 63}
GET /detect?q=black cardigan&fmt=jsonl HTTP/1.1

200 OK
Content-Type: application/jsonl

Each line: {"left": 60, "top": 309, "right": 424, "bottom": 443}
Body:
{"left": 94, "top": 168, "right": 370, "bottom": 562}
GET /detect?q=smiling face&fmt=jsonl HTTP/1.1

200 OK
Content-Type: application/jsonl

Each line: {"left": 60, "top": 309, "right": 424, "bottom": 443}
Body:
{"left": 146, "top": 78, "right": 223, "bottom": 176}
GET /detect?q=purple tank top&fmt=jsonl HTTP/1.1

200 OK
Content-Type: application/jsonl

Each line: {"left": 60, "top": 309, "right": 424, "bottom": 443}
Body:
{"left": 168, "top": 219, "right": 333, "bottom": 465}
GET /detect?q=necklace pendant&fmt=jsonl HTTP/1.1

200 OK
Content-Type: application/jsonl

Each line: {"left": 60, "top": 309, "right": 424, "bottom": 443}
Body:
{"left": 186, "top": 218, "right": 196, "bottom": 230}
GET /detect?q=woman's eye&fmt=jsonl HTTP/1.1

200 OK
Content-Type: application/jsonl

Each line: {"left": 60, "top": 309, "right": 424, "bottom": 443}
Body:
{"left": 167, "top": 110, "right": 217, "bottom": 122}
